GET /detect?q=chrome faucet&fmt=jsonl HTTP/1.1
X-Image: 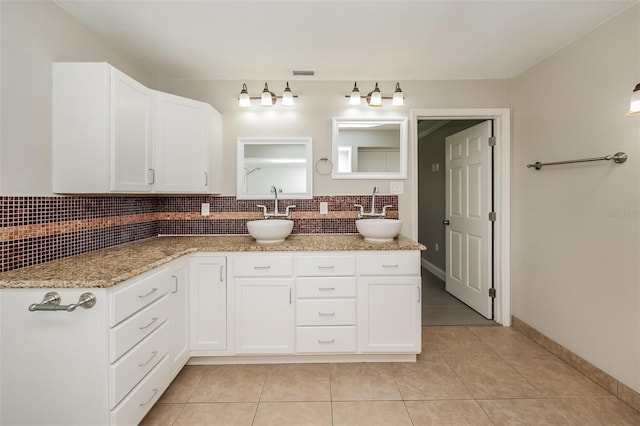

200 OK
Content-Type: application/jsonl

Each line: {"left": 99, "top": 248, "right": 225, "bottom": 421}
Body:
{"left": 257, "top": 185, "right": 296, "bottom": 219}
{"left": 355, "top": 186, "right": 392, "bottom": 218}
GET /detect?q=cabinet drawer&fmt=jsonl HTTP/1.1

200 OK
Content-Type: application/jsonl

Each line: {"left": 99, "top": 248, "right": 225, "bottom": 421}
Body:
{"left": 109, "top": 267, "right": 171, "bottom": 326}
{"left": 233, "top": 255, "right": 293, "bottom": 277}
{"left": 297, "top": 299, "right": 356, "bottom": 326}
{"left": 357, "top": 252, "right": 421, "bottom": 276}
{"left": 296, "top": 277, "right": 356, "bottom": 298}
{"left": 295, "top": 254, "right": 356, "bottom": 276}
{"left": 296, "top": 326, "right": 356, "bottom": 353}
{"left": 110, "top": 354, "right": 171, "bottom": 426}
{"left": 110, "top": 295, "right": 170, "bottom": 362}
{"left": 109, "top": 321, "right": 170, "bottom": 409}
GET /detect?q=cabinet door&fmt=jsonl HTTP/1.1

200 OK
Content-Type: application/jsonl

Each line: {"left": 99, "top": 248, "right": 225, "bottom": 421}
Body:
{"left": 358, "top": 276, "right": 421, "bottom": 353}
{"left": 168, "top": 260, "right": 190, "bottom": 376}
{"left": 235, "top": 278, "right": 294, "bottom": 354}
{"left": 110, "top": 68, "right": 152, "bottom": 192}
{"left": 190, "top": 256, "right": 227, "bottom": 351}
{"left": 153, "top": 91, "right": 211, "bottom": 193}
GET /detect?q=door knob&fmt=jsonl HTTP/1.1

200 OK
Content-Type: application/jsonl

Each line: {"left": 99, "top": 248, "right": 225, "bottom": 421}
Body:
{"left": 443, "top": 219, "right": 450, "bottom": 225}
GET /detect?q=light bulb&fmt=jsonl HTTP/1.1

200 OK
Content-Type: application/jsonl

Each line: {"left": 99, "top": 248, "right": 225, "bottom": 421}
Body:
{"left": 368, "top": 83, "right": 382, "bottom": 107}
{"left": 392, "top": 82, "right": 404, "bottom": 106}
{"left": 261, "top": 82, "right": 274, "bottom": 106}
{"left": 282, "top": 82, "right": 294, "bottom": 106}
{"left": 238, "top": 83, "right": 251, "bottom": 107}
{"left": 349, "top": 82, "right": 361, "bottom": 105}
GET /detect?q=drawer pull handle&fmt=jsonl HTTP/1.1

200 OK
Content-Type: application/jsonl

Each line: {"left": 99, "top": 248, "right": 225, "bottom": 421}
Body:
{"left": 171, "top": 275, "right": 178, "bottom": 294}
{"left": 318, "top": 287, "right": 335, "bottom": 291}
{"left": 139, "top": 317, "right": 158, "bottom": 331}
{"left": 318, "top": 339, "right": 335, "bottom": 344}
{"left": 138, "top": 288, "right": 158, "bottom": 299}
{"left": 318, "top": 312, "right": 335, "bottom": 316}
{"left": 254, "top": 265, "right": 271, "bottom": 270}
{"left": 382, "top": 264, "right": 399, "bottom": 268}
{"left": 138, "top": 350, "right": 158, "bottom": 367}
{"left": 317, "top": 265, "right": 335, "bottom": 270}
{"left": 139, "top": 388, "right": 159, "bottom": 407}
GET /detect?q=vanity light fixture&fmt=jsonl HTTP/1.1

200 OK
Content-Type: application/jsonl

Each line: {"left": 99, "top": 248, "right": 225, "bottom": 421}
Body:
{"left": 628, "top": 83, "right": 640, "bottom": 115}
{"left": 238, "top": 82, "right": 298, "bottom": 107}
{"left": 345, "top": 82, "right": 405, "bottom": 107}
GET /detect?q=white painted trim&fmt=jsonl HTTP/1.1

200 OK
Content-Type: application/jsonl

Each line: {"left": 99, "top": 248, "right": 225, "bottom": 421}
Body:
{"left": 410, "top": 108, "right": 511, "bottom": 327}
{"left": 421, "top": 258, "right": 446, "bottom": 281}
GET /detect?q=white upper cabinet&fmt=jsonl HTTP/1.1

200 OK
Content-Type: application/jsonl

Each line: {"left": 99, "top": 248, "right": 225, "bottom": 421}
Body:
{"left": 53, "top": 62, "right": 153, "bottom": 193}
{"left": 52, "top": 62, "right": 221, "bottom": 194}
{"left": 153, "top": 91, "right": 220, "bottom": 193}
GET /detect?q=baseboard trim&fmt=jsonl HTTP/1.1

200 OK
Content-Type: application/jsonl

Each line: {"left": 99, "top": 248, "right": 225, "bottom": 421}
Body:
{"left": 511, "top": 316, "right": 640, "bottom": 413}
{"left": 421, "top": 258, "right": 445, "bottom": 281}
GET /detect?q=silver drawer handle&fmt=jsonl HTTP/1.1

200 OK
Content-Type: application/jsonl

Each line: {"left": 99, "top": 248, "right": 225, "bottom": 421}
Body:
{"left": 318, "top": 339, "right": 335, "bottom": 344}
{"left": 317, "top": 265, "right": 335, "bottom": 270}
{"left": 138, "top": 350, "right": 158, "bottom": 367}
{"left": 138, "top": 288, "right": 158, "bottom": 299}
{"left": 139, "top": 388, "right": 158, "bottom": 407}
{"left": 139, "top": 317, "right": 158, "bottom": 331}
{"left": 318, "top": 312, "right": 335, "bottom": 316}
{"left": 382, "top": 264, "right": 399, "bottom": 268}
{"left": 254, "top": 265, "right": 271, "bottom": 270}
{"left": 318, "top": 287, "right": 335, "bottom": 291}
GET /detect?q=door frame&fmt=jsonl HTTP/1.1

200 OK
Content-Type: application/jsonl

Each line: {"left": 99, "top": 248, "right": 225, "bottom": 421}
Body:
{"left": 410, "top": 108, "right": 511, "bottom": 326}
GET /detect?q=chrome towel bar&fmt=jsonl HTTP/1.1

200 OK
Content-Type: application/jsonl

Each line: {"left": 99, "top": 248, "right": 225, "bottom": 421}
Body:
{"left": 28, "top": 291, "right": 96, "bottom": 312}
{"left": 527, "top": 152, "right": 627, "bottom": 170}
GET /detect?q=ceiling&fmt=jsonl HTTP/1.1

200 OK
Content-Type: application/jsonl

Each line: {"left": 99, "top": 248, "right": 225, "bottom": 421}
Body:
{"left": 53, "top": 0, "right": 636, "bottom": 82}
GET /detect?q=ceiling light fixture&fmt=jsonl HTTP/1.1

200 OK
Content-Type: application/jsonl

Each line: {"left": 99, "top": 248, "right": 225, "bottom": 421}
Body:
{"left": 628, "top": 83, "right": 640, "bottom": 115}
{"left": 345, "top": 82, "right": 405, "bottom": 107}
{"left": 238, "top": 82, "right": 298, "bottom": 107}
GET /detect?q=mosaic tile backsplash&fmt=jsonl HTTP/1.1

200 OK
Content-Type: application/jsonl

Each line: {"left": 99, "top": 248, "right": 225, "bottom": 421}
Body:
{"left": 0, "top": 195, "right": 398, "bottom": 272}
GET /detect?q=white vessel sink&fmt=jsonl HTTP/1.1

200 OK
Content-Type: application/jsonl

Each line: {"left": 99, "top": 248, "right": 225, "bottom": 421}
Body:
{"left": 246, "top": 219, "right": 294, "bottom": 244}
{"left": 355, "top": 218, "right": 402, "bottom": 243}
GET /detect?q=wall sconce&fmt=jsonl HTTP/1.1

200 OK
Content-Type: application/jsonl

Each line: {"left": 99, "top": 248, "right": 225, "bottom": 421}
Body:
{"left": 628, "top": 83, "right": 640, "bottom": 115}
{"left": 238, "top": 82, "right": 298, "bottom": 107}
{"left": 346, "top": 82, "right": 404, "bottom": 107}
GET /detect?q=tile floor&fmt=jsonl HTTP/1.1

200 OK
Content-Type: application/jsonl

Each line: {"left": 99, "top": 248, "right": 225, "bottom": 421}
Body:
{"left": 141, "top": 326, "right": 640, "bottom": 425}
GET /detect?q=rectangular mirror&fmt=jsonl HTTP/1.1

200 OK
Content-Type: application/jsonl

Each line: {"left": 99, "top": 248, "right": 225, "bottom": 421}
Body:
{"left": 237, "top": 137, "right": 313, "bottom": 199}
{"left": 332, "top": 117, "right": 408, "bottom": 179}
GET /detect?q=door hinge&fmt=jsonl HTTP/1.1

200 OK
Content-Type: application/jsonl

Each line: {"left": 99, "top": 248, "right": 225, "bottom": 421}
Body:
{"left": 488, "top": 136, "right": 496, "bottom": 147}
{"left": 489, "top": 288, "right": 497, "bottom": 298}
{"left": 489, "top": 211, "right": 497, "bottom": 221}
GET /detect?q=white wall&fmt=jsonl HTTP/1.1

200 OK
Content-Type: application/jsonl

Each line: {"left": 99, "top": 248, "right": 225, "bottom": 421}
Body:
{"left": 158, "top": 79, "right": 510, "bottom": 237}
{"left": 0, "top": 0, "right": 159, "bottom": 195}
{"left": 511, "top": 5, "right": 640, "bottom": 391}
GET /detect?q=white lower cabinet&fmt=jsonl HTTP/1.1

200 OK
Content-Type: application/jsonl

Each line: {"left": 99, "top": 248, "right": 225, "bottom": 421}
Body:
{"left": 357, "top": 252, "right": 422, "bottom": 353}
{"left": 190, "top": 255, "right": 227, "bottom": 352}
{"left": 167, "top": 258, "right": 190, "bottom": 377}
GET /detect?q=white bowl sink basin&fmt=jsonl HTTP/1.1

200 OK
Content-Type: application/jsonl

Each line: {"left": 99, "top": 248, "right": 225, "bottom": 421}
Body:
{"left": 246, "top": 219, "right": 294, "bottom": 244}
{"left": 355, "top": 218, "right": 402, "bottom": 243}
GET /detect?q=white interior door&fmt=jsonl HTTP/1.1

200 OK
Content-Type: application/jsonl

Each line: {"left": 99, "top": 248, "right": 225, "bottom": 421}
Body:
{"left": 445, "top": 121, "right": 493, "bottom": 318}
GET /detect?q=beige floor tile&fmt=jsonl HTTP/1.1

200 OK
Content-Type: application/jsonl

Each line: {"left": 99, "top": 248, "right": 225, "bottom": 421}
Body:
{"left": 394, "top": 354, "right": 472, "bottom": 400}
{"left": 174, "top": 402, "right": 257, "bottom": 426}
{"left": 159, "top": 365, "right": 208, "bottom": 403}
{"left": 140, "top": 403, "right": 185, "bottom": 426}
{"left": 332, "top": 401, "right": 413, "bottom": 426}
{"left": 469, "top": 326, "right": 553, "bottom": 359}
{"left": 478, "top": 399, "right": 572, "bottom": 425}
{"left": 445, "top": 356, "right": 541, "bottom": 399}
{"left": 405, "top": 400, "right": 493, "bottom": 425}
{"left": 260, "top": 363, "right": 330, "bottom": 402}
{"left": 189, "top": 364, "right": 270, "bottom": 403}
{"left": 550, "top": 397, "right": 640, "bottom": 425}
{"left": 422, "top": 326, "right": 496, "bottom": 358}
{"left": 505, "top": 356, "right": 612, "bottom": 398}
{"left": 253, "top": 401, "right": 332, "bottom": 426}
{"left": 330, "top": 362, "right": 402, "bottom": 401}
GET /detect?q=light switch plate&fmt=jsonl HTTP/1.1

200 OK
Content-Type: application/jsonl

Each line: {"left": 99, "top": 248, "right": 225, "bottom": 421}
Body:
{"left": 390, "top": 181, "right": 404, "bottom": 195}
{"left": 201, "top": 203, "right": 210, "bottom": 216}
{"left": 320, "top": 202, "right": 329, "bottom": 215}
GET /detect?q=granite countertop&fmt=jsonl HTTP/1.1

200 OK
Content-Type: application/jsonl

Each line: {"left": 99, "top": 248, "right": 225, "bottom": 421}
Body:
{"left": 0, "top": 234, "right": 425, "bottom": 289}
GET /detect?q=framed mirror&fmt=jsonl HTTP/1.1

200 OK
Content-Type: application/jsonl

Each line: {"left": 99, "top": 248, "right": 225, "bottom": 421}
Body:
{"left": 332, "top": 117, "right": 408, "bottom": 179}
{"left": 237, "top": 137, "right": 313, "bottom": 199}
